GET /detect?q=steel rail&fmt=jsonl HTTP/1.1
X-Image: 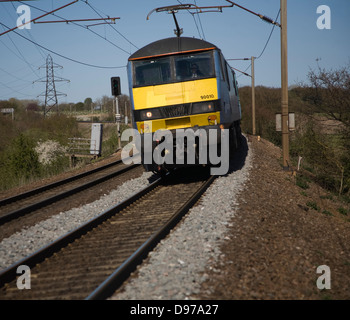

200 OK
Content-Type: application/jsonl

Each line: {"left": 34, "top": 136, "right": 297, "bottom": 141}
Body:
{"left": 0, "top": 161, "right": 140, "bottom": 225}
{"left": 86, "top": 174, "right": 216, "bottom": 300}
{"left": 0, "top": 176, "right": 162, "bottom": 288}
{"left": 0, "top": 159, "right": 124, "bottom": 207}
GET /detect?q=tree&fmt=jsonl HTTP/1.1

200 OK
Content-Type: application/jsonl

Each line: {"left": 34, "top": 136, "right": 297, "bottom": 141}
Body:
{"left": 84, "top": 97, "right": 93, "bottom": 112}
{"left": 75, "top": 102, "right": 84, "bottom": 111}
{"left": 26, "top": 102, "right": 39, "bottom": 112}
{"left": 302, "top": 64, "right": 350, "bottom": 129}
{"left": 296, "top": 64, "right": 350, "bottom": 195}
{"left": 117, "top": 94, "right": 131, "bottom": 121}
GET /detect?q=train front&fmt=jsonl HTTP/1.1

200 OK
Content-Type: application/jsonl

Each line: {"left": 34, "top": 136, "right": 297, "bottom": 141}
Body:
{"left": 127, "top": 37, "right": 225, "bottom": 173}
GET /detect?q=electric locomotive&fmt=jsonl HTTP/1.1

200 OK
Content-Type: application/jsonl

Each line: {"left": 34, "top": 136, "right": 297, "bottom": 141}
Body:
{"left": 127, "top": 36, "right": 242, "bottom": 173}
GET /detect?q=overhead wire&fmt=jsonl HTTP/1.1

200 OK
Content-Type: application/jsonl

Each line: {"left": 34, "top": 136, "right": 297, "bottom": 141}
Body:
{"left": 0, "top": 1, "right": 129, "bottom": 101}
{"left": 80, "top": 0, "right": 139, "bottom": 51}
{"left": 193, "top": 0, "right": 205, "bottom": 40}
{"left": 0, "top": 36, "right": 41, "bottom": 72}
{"left": 229, "top": 8, "right": 281, "bottom": 79}
{"left": 191, "top": 13, "right": 203, "bottom": 39}
{"left": 0, "top": 4, "right": 41, "bottom": 78}
{"left": 0, "top": 79, "right": 37, "bottom": 98}
{"left": 236, "top": 63, "right": 251, "bottom": 78}
{"left": 255, "top": 9, "right": 281, "bottom": 60}
{"left": 0, "top": 21, "right": 126, "bottom": 69}
{"left": 17, "top": 0, "right": 131, "bottom": 55}
{"left": 1, "top": 30, "right": 41, "bottom": 78}
{"left": 9, "top": 2, "right": 47, "bottom": 60}
{"left": 1, "top": 1, "right": 280, "bottom": 98}
{"left": 0, "top": 0, "right": 129, "bottom": 68}
{"left": 176, "top": 0, "right": 205, "bottom": 39}
{"left": 0, "top": 66, "right": 33, "bottom": 84}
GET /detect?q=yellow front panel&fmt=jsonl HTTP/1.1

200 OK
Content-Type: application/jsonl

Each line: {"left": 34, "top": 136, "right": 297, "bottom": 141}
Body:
{"left": 165, "top": 117, "right": 191, "bottom": 130}
{"left": 132, "top": 78, "right": 218, "bottom": 110}
{"left": 136, "top": 112, "right": 220, "bottom": 133}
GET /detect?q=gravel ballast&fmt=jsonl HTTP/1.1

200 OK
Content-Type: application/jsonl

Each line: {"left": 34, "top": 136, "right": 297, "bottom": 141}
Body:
{"left": 0, "top": 139, "right": 253, "bottom": 300}
{"left": 110, "top": 142, "right": 253, "bottom": 300}
{"left": 0, "top": 172, "right": 153, "bottom": 270}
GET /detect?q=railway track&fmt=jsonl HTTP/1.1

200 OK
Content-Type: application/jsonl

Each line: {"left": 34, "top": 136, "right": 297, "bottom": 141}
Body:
{"left": 0, "top": 158, "right": 140, "bottom": 227}
{"left": 0, "top": 168, "right": 215, "bottom": 300}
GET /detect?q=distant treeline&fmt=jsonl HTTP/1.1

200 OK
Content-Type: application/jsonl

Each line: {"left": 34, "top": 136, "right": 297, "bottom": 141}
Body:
{"left": 239, "top": 63, "right": 350, "bottom": 197}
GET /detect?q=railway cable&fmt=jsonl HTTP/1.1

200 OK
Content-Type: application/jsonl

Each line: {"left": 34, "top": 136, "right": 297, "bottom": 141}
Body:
{"left": 14, "top": 0, "right": 131, "bottom": 56}
{"left": 0, "top": 22, "right": 126, "bottom": 69}
{"left": 0, "top": 5, "right": 41, "bottom": 79}
{"left": 80, "top": 0, "right": 139, "bottom": 51}
{"left": 255, "top": 9, "right": 281, "bottom": 60}
{"left": 176, "top": 0, "right": 206, "bottom": 40}
{"left": 228, "top": 8, "right": 281, "bottom": 80}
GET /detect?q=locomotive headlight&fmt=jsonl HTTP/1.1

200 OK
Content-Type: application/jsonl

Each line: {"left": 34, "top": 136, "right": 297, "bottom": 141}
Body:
{"left": 140, "top": 109, "right": 161, "bottom": 120}
{"left": 192, "top": 102, "right": 214, "bottom": 114}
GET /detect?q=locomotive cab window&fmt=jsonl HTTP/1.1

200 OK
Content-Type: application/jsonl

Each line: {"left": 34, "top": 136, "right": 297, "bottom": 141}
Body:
{"left": 219, "top": 53, "right": 226, "bottom": 81}
{"left": 133, "top": 57, "right": 171, "bottom": 86}
{"left": 132, "top": 50, "right": 215, "bottom": 87}
{"left": 232, "top": 71, "right": 238, "bottom": 96}
{"left": 175, "top": 51, "right": 215, "bottom": 81}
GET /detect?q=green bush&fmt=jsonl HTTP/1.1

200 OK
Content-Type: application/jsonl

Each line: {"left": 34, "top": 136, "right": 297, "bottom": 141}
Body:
{"left": 0, "top": 113, "right": 80, "bottom": 191}
{"left": 7, "top": 134, "right": 41, "bottom": 180}
{"left": 0, "top": 134, "right": 41, "bottom": 190}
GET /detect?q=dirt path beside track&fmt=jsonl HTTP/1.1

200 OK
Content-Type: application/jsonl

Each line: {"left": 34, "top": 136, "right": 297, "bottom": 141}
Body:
{"left": 197, "top": 135, "right": 350, "bottom": 300}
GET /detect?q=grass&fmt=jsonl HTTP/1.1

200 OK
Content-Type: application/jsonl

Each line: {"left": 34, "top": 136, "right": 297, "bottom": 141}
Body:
{"left": 338, "top": 207, "right": 349, "bottom": 216}
{"left": 322, "top": 210, "right": 333, "bottom": 216}
{"left": 306, "top": 201, "right": 321, "bottom": 212}
{"left": 296, "top": 175, "right": 310, "bottom": 190}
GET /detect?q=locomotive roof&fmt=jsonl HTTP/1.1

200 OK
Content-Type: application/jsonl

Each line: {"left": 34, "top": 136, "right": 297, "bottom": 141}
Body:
{"left": 128, "top": 37, "right": 218, "bottom": 61}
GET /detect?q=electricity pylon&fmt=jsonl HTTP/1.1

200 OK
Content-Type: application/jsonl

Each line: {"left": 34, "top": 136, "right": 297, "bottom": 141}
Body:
{"left": 35, "top": 54, "right": 70, "bottom": 116}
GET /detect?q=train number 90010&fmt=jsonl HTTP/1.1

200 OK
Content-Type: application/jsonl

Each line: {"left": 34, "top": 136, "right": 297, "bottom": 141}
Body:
{"left": 201, "top": 94, "right": 215, "bottom": 100}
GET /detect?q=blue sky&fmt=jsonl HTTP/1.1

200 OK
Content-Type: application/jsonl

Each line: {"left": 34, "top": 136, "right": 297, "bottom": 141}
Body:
{"left": 0, "top": 0, "right": 349, "bottom": 104}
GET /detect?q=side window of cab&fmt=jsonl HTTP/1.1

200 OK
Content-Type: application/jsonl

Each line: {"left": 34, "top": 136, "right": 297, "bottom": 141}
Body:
{"left": 232, "top": 71, "right": 238, "bottom": 96}
{"left": 220, "top": 54, "right": 230, "bottom": 90}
